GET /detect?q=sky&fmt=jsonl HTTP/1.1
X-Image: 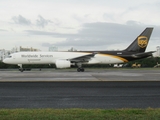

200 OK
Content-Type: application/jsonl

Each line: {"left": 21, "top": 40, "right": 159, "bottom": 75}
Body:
{"left": 0, "top": 0, "right": 160, "bottom": 51}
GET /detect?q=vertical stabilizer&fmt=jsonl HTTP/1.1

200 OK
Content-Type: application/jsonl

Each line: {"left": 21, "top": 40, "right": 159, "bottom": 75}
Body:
{"left": 124, "top": 28, "right": 153, "bottom": 52}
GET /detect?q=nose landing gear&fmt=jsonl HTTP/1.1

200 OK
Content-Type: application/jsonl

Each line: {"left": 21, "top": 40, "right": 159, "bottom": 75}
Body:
{"left": 18, "top": 64, "right": 24, "bottom": 72}
{"left": 77, "top": 68, "right": 84, "bottom": 72}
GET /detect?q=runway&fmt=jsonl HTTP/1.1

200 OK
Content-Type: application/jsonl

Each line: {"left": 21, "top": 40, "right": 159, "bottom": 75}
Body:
{"left": 0, "top": 69, "right": 160, "bottom": 109}
{"left": 0, "top": 81, "right": 160, "bottom": 109}
{"left": 1, "top": 68, "right": 160, "bottom": 82}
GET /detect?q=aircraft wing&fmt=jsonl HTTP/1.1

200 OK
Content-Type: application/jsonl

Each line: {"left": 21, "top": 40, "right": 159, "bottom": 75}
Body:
{"left": 68, "top": 53, "right": 96, "bottom": 63}
{"left": 132, "top": 51, "right": 155, "bottom": 58}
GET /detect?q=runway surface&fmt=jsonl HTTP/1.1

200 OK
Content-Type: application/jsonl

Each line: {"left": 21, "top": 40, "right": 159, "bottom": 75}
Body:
{"left": 0, "top": 69, "right": 160, "bottom": 109}
{"left": 1, "top": 68, "right": 160, "bottom": 81}
{"left": 0, "top": 81, "right": 160, "bottom": 109}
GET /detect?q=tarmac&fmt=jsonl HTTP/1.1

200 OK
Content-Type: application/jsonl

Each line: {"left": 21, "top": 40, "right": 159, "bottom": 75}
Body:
{"left": 0, "top": 68, "right": 160, "bottom": 82}
{"left": 0, "top": 68, "right": 160, "bottom": 109}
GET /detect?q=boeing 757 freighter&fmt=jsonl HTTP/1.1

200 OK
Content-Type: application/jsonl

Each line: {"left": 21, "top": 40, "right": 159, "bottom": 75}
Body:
{"left": 3, "top": 27, "right": 154, "bottom": 72}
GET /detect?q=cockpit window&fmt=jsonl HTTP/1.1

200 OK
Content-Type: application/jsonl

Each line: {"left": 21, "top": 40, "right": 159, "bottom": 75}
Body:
{"left": 8, "top": 55, "right": 12, "bottom": 58}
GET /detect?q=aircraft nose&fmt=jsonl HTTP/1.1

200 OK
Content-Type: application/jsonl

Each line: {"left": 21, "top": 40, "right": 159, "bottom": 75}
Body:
{"left": 3, "top": 58, "right": 9, "bottom": 64}
{"left": 3, "top": 59, "right": 7, "bottom": 63}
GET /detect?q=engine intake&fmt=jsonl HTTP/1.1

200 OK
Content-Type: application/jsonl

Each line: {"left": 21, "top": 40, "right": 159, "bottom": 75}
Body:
{"left": 55, "top": 59, "right": 71, "bottom": 68}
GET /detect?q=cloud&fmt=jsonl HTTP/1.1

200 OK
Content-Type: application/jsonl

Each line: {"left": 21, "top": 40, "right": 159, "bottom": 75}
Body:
{"left": 0, "top": 0, "right": 160, "bottom": 51}
{"left": 126, "top": 20, "right": 144, "bottom": 26}
{"left": 41, "top": 43, "right": 53, "bottom": 47}
{"left": 36, "top": 15, "right": 53, "bottom": 28}
{"left": 52, "top": 22, "right": 140, "bottom": 48}
{"left": 25, "top": 30, "right": 80, "bottom": 38}
{"left": 12, "top": 15, "right": 31, "bottom": 25}
{"left": 0, "top": 29, "right": 7, "bottom": 32}
{"left": 24, "top": 21, "right": 159, "bottom": 51}
{"left": 11, "top": 15, "right": 55, "bottom": 28}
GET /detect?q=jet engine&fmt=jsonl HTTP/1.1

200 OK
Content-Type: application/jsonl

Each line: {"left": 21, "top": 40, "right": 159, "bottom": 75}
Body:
{"left": 55, "top": 59, "right": 71, "bottom": 68}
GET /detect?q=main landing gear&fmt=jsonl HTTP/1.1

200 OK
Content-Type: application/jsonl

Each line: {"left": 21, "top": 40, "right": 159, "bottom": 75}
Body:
{"left": 77, "top": 68, "right": 85, "bottom": 72}
{"left": 76, "top": 63, "right": 85, "bottom": 72}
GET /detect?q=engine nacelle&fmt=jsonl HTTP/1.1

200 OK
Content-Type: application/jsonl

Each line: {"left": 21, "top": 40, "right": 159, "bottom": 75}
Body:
{"left": 55, "top": 59, "right": 71, "bottom": 68}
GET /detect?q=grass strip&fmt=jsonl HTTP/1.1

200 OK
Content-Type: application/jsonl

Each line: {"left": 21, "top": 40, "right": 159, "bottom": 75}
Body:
{"left": 0, "top": 108, "right": 160, "bottom": 120}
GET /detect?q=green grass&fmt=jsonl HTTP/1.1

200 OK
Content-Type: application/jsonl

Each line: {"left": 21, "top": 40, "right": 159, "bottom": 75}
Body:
{"left": 0, "top": 108, "right": 160, "bottom": 120}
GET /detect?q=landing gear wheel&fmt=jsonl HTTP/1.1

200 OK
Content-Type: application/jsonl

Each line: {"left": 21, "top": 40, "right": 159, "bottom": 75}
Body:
{"left": 81, "top": 68, "right": 84, "bottom": 72}
{"left": 77, "top": 68, "right": 85, "bottom": 72}
{"left": 19, "top": 69, "right": 24, "bottom": 72}
{"left": 77, "top": 68, "right": 81, "bottom": 72}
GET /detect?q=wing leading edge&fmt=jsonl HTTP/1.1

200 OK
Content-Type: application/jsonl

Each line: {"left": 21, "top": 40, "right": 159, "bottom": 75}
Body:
{"left": 68, "top": 52, "right": 96, "bottom": 63}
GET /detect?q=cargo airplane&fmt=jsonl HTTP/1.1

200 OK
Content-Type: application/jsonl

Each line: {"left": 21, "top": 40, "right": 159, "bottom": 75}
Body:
{"left": 3, "top": 27, "right": 154, "bottom": 72}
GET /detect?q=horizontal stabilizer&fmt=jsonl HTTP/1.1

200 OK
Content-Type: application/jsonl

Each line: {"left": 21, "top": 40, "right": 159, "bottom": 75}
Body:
{"left": 132, "top": 51, "right": 155, "bottom": 58}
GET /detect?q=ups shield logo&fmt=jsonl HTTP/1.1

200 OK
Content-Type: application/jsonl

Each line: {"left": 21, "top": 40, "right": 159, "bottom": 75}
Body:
{"left": 138, "top": 36, "right": 148, "bottom": 48}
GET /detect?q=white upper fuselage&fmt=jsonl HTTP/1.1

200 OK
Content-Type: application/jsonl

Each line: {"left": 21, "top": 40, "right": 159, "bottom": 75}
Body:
{"left": 3, "top": 51, "right": 126, "bottom": 65}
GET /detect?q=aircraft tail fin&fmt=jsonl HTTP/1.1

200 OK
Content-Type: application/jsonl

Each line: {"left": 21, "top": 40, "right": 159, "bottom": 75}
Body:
{"left": 124, "top": 27, "right": 153, "bottom": 52}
